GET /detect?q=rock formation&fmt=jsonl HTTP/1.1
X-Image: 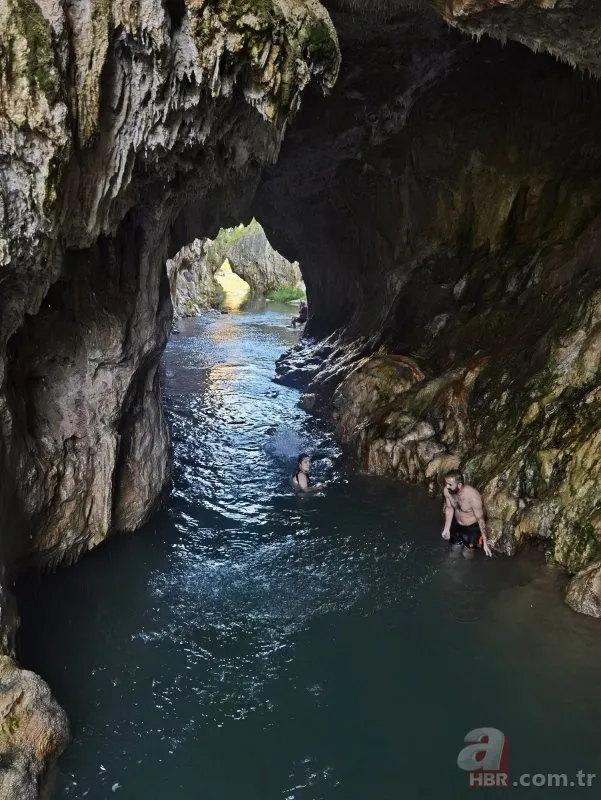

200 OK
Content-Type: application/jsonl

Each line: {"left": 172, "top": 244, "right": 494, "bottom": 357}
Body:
{"left": 257, "top": 3, "right": 601, "bottom": 616}
{"left": 0, "top": 0, "right": 338, "bottom": 793}
{"left": 168, "top": 219, "right": 303, "bottom": 317}
{"left": 5, "top": 0, "right": 601, "bottom": 791}
{"left": 433, "top": 0, "right": 601, "bottom": 77}
{"left": 168, "top": 238, "right": 218, "bottom": 317}
{"left": 212, "top": 218, "right": 303, "bottom": 295}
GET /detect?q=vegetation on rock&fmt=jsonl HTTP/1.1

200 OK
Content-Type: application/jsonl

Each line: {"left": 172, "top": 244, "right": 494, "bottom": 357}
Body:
{"left": 267, "top": 286, "right": 305, "bottom": 301}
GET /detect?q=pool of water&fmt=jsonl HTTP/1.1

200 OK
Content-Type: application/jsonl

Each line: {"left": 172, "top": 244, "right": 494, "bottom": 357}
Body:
{"left": 17, "top": 300, "right": 601, "bottom": 799}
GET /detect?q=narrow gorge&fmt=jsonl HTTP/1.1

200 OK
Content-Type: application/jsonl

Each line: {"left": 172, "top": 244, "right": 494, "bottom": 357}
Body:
{"left": 2, "top": 0, "right": 601, "bottom": 796}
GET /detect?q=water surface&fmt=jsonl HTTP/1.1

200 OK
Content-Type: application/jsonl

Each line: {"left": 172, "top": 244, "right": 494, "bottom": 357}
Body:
{"left": 18, "top": 300, "right": 601, "bottom": 799}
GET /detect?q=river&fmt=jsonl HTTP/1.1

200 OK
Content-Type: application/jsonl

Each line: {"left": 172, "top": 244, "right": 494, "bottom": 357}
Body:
{"left": 16, "top": 300, "right": 601, "bottom": 799}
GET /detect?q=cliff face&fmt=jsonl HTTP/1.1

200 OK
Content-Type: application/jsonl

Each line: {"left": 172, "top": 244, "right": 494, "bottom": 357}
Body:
{"left": 214, "top": 219, "right": 303, "bottom": 295}
{"left": 0, "top": 0, "right": 338, "bottom": 793}
{"left": 257, "top": 6, "right": 601, "bottom": 614}
{"left": 168, "top": 238, "right": 218, "bottom": 316}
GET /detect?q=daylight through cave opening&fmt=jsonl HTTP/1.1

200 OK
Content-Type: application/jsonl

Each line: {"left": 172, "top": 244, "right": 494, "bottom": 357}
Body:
{"left": 167, "top": 219, "right": 306, "bottom": 317}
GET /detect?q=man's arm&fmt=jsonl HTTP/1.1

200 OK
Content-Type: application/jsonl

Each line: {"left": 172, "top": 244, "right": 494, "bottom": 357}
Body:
{"left": 470, "top": 490, "right": 492, "bottom": 556}
{"left": 442, "top": 489, "right": 455, "bottom": 540}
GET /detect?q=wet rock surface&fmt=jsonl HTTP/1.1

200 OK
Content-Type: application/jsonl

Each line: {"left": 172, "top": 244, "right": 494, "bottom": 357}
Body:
{"left": 565, "top": 562, "right": 601, "bottom": 618}
{"left": 0, "top": 655, "right": 69, "bottom": 800}
{"left": 265, "top": 4, "right": 601, "bottom": 614}
{"left": 0, "top": 580, "right": 69, "bottom": 799}
{"left": 0, "top": 0, "right": 338, "bottom": 793}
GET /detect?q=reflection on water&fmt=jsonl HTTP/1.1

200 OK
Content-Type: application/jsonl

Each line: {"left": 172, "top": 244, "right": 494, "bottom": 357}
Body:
{"left": 16, "top": 301, "right": 601, "bottom": 800}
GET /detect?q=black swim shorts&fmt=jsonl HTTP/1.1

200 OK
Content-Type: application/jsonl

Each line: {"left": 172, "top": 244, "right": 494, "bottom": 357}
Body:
{"left": 449, "top": 518, "right": 481, "bottom": 549}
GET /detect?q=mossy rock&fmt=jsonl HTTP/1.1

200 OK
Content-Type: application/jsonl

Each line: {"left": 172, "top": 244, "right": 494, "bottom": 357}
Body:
{"left": 9, "top": 0, "right": 60, "bottom": 103}
{"left": 304, "top": 19, "right": 338, "bottom": 62}
{"left": 0, "top": 713, "right": 20, "bottom": 739}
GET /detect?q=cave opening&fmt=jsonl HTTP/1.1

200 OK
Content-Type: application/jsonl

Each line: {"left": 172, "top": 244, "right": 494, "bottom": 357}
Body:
{"left": 167, "top": 218, "right": 306, "bottom": 318}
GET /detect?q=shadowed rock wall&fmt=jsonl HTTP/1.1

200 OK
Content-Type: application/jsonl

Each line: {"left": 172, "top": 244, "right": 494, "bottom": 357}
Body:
{"left": 256, "top": 6, "right": 601, "bottom": 614}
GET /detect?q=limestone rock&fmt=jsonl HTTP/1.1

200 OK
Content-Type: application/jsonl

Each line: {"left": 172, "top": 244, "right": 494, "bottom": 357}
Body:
{"left": 168, "top": 239, "right": 218, "bottom": 317}
{"left": 0, "top": 0, "right": 339, "bottom": 794}
{"left": 432, "top": 0, "right": 601, "bottom": 77}
{"left": 210, "top": 220, "right": 303, "bottom": 296}
{"left": 565, "top": 563, "right": 601, "bottom": 618}
{"left": 299, "top": 393, "right": 318, "bottom": 411}
{"left": 263, "top": 8, "right": 601, "bottom": 582}
{"left": 0, "top": 0, "right": 338, "bottom": 566}
{"left": 0, "top": 655, "right": 70, "bottom": 800}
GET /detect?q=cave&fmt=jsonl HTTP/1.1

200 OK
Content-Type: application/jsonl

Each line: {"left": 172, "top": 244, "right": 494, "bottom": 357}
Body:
{"left": 3, "top": 0, "right": 601, "bottom": 795}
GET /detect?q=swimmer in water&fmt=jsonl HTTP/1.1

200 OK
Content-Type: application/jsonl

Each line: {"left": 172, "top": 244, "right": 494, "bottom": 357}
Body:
{"left": 441, "top": 469, "right": 493, "bottom": 558}
{"left": 291, "top": 454, "right": 327, "bottom": 494}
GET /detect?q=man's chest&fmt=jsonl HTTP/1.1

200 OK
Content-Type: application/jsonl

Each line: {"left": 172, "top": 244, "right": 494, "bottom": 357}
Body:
{"left": 455, "top": 494, "right": 472, "bottom": 513}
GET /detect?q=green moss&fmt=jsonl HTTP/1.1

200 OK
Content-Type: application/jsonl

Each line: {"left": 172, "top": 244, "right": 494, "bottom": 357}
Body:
{"left": 213, "top": 282, "right": 226, "bottom": 309}
{"left": 0, "top": 714, "right": 20, "bottom": 739}
{"left": 224, "top": 0, "right": 275, "bottom": 25}
{"left": 553, "top": 520, "right": 601, "bottom": 573}
{"left": 43, "top": 147, "right": 67, "bottom": 217}
{"left": 304, "top": 19, "right": 337, "bottom": 62}
{"left": 11, "top": 0, "right": 59, "bottom": 102}
{"left": 225, "top": 223, "right": 248, "bottom": 248}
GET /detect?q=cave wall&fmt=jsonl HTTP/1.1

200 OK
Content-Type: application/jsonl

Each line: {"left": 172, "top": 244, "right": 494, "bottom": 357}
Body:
{"left": 256, "top": 6, "right": 601, "bottom": 599}
{"left": 433, "top": 0, "right": 601, "bottom": 77}
{"left": 0, "top": 0, "right": 338, "bottom": 568}
{"left": 0, "top": 0, "right": 339, "bottom": 793}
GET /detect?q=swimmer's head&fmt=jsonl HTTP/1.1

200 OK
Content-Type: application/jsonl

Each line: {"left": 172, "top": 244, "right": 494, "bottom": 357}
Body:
{"left": 297, "top": 453, "right": 311, "bottom": 472}
{"left": 444, "top": 469, "right": 464, "bottom": 495}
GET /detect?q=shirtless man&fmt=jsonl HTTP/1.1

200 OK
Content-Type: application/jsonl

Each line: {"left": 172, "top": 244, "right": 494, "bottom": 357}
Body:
{"left": 441, "top": 469, "right": 493, "bottom": 557}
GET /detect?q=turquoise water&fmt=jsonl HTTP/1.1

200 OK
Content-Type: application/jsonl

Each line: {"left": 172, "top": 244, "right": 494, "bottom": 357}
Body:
{"left": 17, "top": 300, "right": 601, "bottom": 799}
